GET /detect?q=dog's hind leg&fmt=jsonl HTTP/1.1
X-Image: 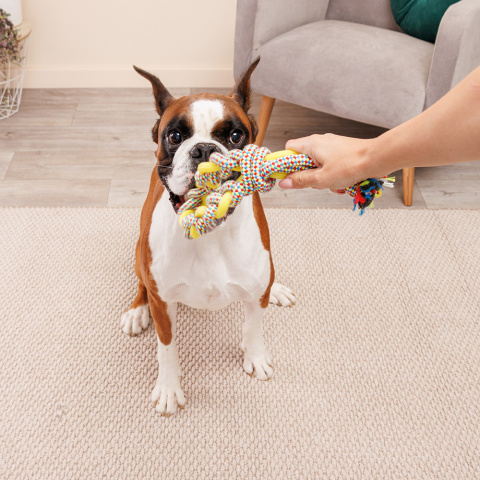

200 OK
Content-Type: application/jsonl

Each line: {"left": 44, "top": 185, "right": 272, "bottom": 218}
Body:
{"left": 121, "top": 205, "right": 153, "bottom": 336}
{"left": 120, "top": 280, "right": 150, "bottom": 335}
{"left": 241, "top": 301, "right": 273, "bottom": 381}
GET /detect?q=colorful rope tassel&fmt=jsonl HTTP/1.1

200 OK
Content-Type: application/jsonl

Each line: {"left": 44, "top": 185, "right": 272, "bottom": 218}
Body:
{"left": 345, "top": 177, "right": 395, "bottom": 215}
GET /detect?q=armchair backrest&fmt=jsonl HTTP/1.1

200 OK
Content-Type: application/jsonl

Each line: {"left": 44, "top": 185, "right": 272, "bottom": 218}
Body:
{"left": 326, "top": 0, "right": 401, "bottom": 31}
{"left": 234, "top": 0, "right": 331, "bottom": 80}
{"left": 253, "top": 0, "right": 331, "bottom": 47}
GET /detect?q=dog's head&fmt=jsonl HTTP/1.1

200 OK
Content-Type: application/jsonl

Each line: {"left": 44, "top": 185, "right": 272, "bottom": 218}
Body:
{"left": 134, "top": 58, "right": 259, "bottom": 213}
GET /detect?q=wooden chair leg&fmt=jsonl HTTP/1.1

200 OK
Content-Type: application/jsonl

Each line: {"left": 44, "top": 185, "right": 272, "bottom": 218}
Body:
{"left": 403, "top": 167, "right": 415, "bottom": 206}
{"left": 255, "top": 96, "right": 275, "bottom": 146}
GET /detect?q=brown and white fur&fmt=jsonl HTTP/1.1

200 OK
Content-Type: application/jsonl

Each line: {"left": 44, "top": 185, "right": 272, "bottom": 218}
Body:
{"left": 121, "top": 59, "right": 295, "bottom": 416}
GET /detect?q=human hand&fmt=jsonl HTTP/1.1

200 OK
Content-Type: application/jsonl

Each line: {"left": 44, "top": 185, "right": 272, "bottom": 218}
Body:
{"left": 278, "top": 134, "right": 385, "bottom": 192}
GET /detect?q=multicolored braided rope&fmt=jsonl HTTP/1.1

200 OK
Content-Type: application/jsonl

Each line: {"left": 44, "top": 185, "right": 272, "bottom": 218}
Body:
{"left": 177, "top": 144, "right": 395, "bottom": 239}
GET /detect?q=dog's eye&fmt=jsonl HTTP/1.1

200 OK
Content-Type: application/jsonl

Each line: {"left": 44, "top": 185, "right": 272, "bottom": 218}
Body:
{"left": 229, "top": 129, "right": 244, "bottom": 145}
{"left": 168, "top": 130, "right": 182, "bottom": 145}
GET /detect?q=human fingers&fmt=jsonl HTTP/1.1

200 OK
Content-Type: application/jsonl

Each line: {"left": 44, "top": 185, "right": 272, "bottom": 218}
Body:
{"left": 278, "top": 169, "right": 327, "bottom": 190}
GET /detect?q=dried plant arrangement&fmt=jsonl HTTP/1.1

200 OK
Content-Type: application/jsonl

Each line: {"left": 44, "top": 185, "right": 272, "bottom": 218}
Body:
{"left": 0, "top": 9, "right": 21, "bottom": 65}
{"left": 0, "top": 8, "right": 26, "bottom": 119}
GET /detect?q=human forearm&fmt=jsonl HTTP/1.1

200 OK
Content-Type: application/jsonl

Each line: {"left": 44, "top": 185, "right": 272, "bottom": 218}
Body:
{"left": 368, "top": 66, "right": 480, "bottom": 173}
{"left": 281, "top": 66, "right": 480, "bottom": 191}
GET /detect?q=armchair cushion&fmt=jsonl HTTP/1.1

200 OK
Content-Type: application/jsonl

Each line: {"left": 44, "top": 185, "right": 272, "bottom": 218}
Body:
{"left": 252, "top": 20, "right": 434, "bottom": 129}
{"left": 391, "top": 0, "right": 461, "bottom": 43}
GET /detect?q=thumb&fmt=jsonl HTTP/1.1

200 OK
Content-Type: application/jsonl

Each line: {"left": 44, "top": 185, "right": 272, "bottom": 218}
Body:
{"left": 278, "top": 169, "right": 328, "bottom": 190}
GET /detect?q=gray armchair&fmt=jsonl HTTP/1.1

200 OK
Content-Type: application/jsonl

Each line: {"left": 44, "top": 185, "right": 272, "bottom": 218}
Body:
{"left": 234, "top": 0, "right": 480, "bottom": 205}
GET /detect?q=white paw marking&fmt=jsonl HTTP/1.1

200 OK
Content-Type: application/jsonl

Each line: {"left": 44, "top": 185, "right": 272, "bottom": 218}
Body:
{"left": 269, "top": 283, "right": 296, "bottom": 307}
{"left": 120, "top": 305, "right": 150, "bottom": 336}
{"left": 152, "top": 381, "right": 186, "bottom": 416}
{"left": 243, "top": 352, "right": 273, "bottom": 381}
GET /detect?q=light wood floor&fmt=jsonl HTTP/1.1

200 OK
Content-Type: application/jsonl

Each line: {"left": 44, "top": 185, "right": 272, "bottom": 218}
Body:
{"left": 1, "top": 87, "right": 479, "bottom": 209}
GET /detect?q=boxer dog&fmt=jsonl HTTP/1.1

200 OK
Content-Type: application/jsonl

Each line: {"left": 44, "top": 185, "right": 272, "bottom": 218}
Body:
{"left": 121, "top": 58, "right": 295, "bottom": 415}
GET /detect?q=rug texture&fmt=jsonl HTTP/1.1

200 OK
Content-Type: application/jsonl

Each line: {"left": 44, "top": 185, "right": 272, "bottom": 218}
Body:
{"left": 1, "top": 207, "right": 479, "bottom": 479}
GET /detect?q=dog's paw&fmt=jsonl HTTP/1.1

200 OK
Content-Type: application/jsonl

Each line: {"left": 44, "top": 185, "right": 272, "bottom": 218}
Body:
{"left": 152, "top": 381, "right": 186, "bottom": 416}
{"left": 269, "top": 283, "right": 296, "bottom": 307}
{"left": 120, "top": 305, "right": 150, "bottom": 336}
{"left": 243, "top": 352, "right": 273, "bottom": 381}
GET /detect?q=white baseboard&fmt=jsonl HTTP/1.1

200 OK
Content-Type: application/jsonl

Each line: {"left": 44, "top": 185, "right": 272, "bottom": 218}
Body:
{"left": 23, "top": 66, "right": 235, "bottom": 88}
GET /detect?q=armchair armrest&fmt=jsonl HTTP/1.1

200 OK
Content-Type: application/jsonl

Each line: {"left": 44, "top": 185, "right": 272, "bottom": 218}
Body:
{"left": 234, "top": 0, "right": 331, "bottom": 80}
{"left": 425, "top": 0, "right": 480, "bottom": 108}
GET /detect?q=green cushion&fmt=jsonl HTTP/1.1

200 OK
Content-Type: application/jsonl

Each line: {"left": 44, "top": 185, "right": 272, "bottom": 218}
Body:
{"left": 390, "top": 0, "right": 460, "bottom": 43}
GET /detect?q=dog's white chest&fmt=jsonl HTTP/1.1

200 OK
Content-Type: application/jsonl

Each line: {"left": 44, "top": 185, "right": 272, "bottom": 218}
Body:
{"left": 149, "top": 195, "right": 270, "bottom": 310}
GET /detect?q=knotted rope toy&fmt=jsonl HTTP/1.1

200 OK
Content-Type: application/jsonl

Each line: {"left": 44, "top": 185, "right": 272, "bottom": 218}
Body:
{"left": 178, "top": 144, "right": 395, "bottom": 239}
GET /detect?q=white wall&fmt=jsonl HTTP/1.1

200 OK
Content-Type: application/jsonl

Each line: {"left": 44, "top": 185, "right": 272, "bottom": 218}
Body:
{"left": 21, "top": 0, "right": 237, "bottom": 88}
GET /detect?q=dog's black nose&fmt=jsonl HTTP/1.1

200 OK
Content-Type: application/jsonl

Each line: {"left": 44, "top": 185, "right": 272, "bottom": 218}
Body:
{"left": 190, "top": 143, "right": 220, "bottom": 164}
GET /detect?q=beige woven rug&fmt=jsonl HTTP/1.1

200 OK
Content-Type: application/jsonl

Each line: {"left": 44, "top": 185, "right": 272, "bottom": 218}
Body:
{"left": 1, "top": 207, "right": 479, "bottom": 479}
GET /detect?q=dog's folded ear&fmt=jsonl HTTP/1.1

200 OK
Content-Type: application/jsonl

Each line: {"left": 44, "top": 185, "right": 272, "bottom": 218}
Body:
{"left": 229, "top": 56, "right": 260, "bottom": 112}
{"left": 133, "top": 66, "right": 174, "bottom": 116}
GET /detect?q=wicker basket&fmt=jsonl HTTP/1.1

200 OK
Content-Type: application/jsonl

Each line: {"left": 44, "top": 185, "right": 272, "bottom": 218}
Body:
{"left": 0, "top": 22, "right": 31, "bottom": 120}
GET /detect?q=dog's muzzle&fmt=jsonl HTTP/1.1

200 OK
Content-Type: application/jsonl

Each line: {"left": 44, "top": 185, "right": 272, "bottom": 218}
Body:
{"left": 168, "top": 143, "right": 240, "bottom": 214}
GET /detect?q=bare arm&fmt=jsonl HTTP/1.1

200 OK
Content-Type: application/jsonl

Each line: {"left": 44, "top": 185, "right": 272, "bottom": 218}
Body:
{"left": 279, "top": 66, "right": 480, "bottom": 191}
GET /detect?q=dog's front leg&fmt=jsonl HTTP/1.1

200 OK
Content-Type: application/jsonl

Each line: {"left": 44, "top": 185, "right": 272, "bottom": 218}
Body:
{"left": 149, "top": 298, "right": 186, "bottom": 415}
{"left": 241, "top": 301, "right": 273, "bottom": 380}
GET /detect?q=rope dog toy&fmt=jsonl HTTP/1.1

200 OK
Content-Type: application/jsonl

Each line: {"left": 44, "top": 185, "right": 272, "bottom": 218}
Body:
{"left": 178, "top": 144, "right": 395, "bottom": 239}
